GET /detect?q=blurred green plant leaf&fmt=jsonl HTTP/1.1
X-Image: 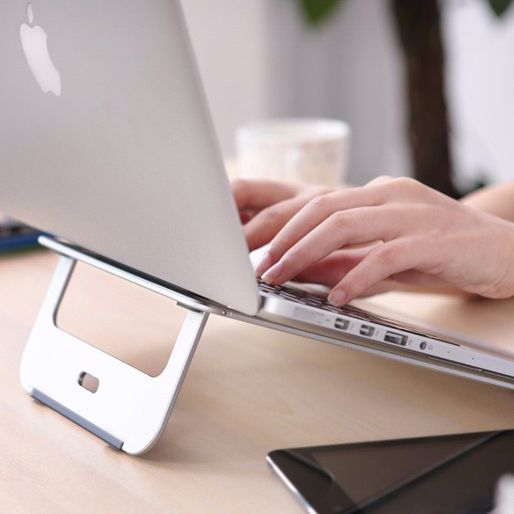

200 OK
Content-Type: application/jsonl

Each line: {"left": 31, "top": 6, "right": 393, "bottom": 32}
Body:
{"left": 299, "top": 0, "right": 511, "bottom": 26}
{"left": 486, "top": 0, "right": 513, "bottom": 16}
{"left": 298, "top": 0, "right": 346, "bottom": 26}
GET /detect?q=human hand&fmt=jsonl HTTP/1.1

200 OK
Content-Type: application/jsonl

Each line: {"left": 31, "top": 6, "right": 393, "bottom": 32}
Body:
{"left": 231, "top": 178, "right": 331, "bottom": 251}
{"left": 254, "top": 176, "right": 514, "bottom": 305}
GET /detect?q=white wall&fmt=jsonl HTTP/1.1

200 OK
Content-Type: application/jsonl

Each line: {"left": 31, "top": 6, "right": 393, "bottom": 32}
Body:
{"left": 181, "top": 1, "right": 274, "bottom": 156}
{"left": 445, "top": 0, "right": 514, "bottom": 185}
{"left": 184, "top": 0, "right": 409, "bottom": 185}
{"left": 183, "top": 0, "right": 514, "bottom": 187}
{"left": 264, "top": 0, "right": 409, "bottom": 185}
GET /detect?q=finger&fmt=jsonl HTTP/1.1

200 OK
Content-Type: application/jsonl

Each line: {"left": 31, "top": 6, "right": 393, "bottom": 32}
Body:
{"left": 239, "top": 208, "right": 260, "bottom": 225}
{"left": 262, "top": 205, "right": 406, "bottom": 284}
{"left": 327, "top": 239, "right": 429, "bottom": 305}
{"left": 231, "top": 178, "right": 298, "bottom": 211}
{"left": 293, "top": 245, "right": 379, "bottom": 285}
{"left": 239, "top": 210, "right": 252, "bottom": 224}
{"left": 264, "top": 186, "right": 387, "bottom": 270}
{"left": 244, "top": 195, "right": 314, "bottom": 251}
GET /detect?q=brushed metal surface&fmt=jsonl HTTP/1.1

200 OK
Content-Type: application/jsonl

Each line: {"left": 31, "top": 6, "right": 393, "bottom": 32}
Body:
{"left": 0, "top": 0, "right": 259, "bottom": 314}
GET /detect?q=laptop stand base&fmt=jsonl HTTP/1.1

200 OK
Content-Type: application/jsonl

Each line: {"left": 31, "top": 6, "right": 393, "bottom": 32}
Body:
{"left": 20, "top": 237, "right": 211, "bottom": 455}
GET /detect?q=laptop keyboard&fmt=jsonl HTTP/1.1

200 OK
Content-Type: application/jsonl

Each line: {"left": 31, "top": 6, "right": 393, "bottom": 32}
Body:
{"left": 257, "top": 279, "right": 451, "bottom": 340}
{"left": 257, "top": 279, "right": 384, "bottom": 322}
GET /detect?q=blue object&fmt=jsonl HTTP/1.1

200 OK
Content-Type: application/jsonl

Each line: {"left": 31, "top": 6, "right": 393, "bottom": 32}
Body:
{"left": 0, "top": 225, "right": 42, "bottom": 252}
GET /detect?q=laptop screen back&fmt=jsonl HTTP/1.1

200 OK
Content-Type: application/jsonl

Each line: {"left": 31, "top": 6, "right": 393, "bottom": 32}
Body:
{"left": 0, "top": 0, "right": 259, "bottom": 314}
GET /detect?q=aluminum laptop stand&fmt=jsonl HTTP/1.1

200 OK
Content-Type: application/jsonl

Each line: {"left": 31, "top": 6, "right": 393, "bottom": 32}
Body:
{"left": 20, "top": 236, "right": 225, "bottom": 455}
{"left": 21, "top": 238, "right": 514, "bottom": 455}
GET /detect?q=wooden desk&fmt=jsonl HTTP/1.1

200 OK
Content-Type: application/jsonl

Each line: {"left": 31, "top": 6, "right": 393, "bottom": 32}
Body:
{"left": 2, "top": 249, "right": 514, "bottom": 513}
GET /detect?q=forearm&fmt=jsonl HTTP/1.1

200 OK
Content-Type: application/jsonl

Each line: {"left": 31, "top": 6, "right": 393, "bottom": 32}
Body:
{"left": 461, "top": 181, "right": 514, "bottom": 222}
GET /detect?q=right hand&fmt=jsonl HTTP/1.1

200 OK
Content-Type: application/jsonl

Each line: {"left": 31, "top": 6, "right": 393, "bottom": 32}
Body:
{"left": 231, "top": 178, "right": 383, "bottom": 293}
{"left": 232, "top": 177, "right": 514, "bottom": 303}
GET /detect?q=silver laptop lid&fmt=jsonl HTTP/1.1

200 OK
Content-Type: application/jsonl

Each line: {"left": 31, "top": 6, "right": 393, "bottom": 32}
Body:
{"left": 0, "top": 0, "right": 260, "bottom": 314}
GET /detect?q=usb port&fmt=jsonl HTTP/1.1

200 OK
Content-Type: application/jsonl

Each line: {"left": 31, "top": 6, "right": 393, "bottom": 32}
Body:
{"left": 384, "top": 331, "right": 407, "bottom": 346}
{"left": 359, "top": 325, "right": 375, "bottom": 337}
{"left": 334, "top": 318, "right": 349, "bottom": 330}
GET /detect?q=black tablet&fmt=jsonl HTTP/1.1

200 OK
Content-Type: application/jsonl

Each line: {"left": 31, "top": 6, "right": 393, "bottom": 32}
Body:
{"left": 267, "top": 429, "right": 514, "bottom": 514}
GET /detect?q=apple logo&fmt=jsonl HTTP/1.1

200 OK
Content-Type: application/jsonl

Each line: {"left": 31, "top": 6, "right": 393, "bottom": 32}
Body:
{"left": 19, "top": 3, "right": 62, "bottom": 96}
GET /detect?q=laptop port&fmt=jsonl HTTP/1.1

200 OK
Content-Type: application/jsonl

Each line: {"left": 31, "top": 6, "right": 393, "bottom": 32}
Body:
{"left": 359, "top": 325, "right": 375, "bottom": 337}
{"left": 384, "top": 331, "right": 407, "bottom": 346}
{"left": 334, "top": 318, "right": 349, "bottom": 330}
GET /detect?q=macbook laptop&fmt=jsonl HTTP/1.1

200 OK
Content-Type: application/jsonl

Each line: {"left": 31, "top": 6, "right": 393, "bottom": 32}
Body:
{"left": 1, "top": 0, "right": 514, "bottom": 391}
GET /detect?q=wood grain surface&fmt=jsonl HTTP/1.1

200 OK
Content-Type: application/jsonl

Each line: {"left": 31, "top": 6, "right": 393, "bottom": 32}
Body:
{"left": 2, "top": 249, "right": 514, "bottom": 513}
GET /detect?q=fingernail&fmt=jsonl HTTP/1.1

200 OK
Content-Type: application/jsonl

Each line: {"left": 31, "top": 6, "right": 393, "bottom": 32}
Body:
{"left": 328, "top": 290, "right": 347, "bottom": 306}
{"left": 261, "top": 261, "right": 284, "bottom": 284}
{"left": 255, "top": 251, "right": 273, "bottom": 277}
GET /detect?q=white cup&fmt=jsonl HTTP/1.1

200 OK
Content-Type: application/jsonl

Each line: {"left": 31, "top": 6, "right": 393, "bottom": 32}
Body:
{"left": 236, "top": 118, "right": 350, "bottom": 187}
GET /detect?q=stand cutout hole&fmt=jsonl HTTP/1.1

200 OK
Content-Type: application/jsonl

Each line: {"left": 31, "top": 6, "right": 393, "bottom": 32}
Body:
{"left": 78, "top": 372, "right": 99, "bottom": 393}
{"left": 57, "top": 262, "right": 186, "bottom": 377}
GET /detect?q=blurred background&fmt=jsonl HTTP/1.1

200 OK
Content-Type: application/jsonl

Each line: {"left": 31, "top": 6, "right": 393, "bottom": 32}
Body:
{"left": 182, "top": 0, "right": 514, "bottom": 196}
